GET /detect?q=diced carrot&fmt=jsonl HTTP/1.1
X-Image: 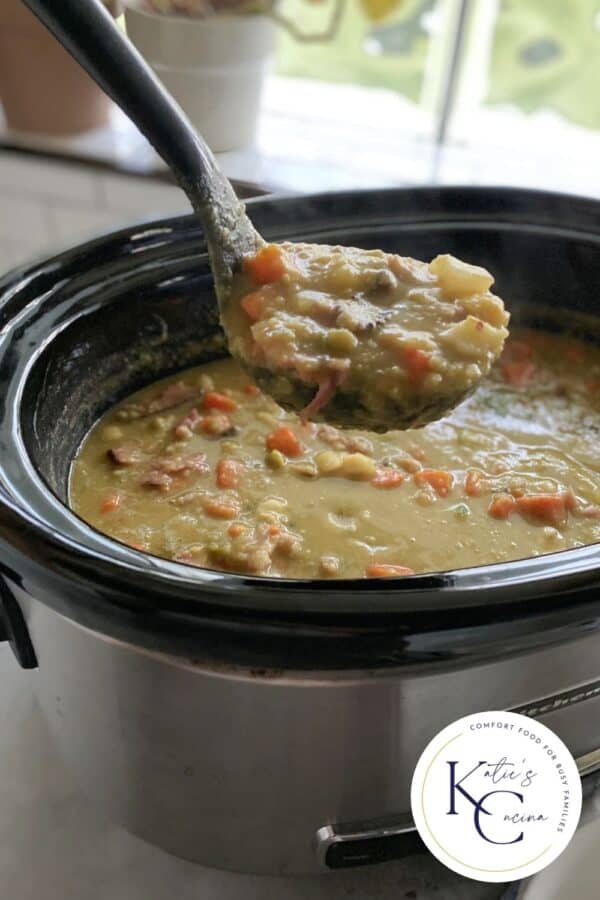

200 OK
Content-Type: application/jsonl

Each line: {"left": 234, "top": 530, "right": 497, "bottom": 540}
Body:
{"left": 404, "top": 347, "right": 431, "bottom": 385}
{"left": 372, "top": 469, "right": 405, "bottom": 489}
{"left": 266, "top": 426, "right": 302, "bottom": 457}
{"left": 216, "top": 458, "right": 245, "bottom": 489}
{"left": 240, "top": 291, "right": 264, "bottom": 322}
{"left": 228, "top": 523, "right": 246, "bottom": 537}
{"left": 268, "top": 524, "right": 281, "bottom": 537}
{"left": 243, "top": 244, "right": 286, "bottom": 285}
{"left": 465, "top": 470, "right": 485, "bottom": 497}
{"left": 100, "top": 493, "right": 121, "bottom": 513}
{"left": 515, "top": 492, "right": 572, "bottom": 527}
{"left": 244, "top": 383, "right": 260, "bottom": 396}
{"left": 501, "top": 360, "right": 536, "bottom": 386}
{"left": 202, "top": 391, "right": 237, "bottom": 412}
{"left": 414, "top": 469, "right": 454, "bottom": 497}
{"left": 366, "top": 564, "right": 415, "bottom": 578}
{"left": 203, "top": 497, "right": 239, "bottom": 519}
{"left": 488, "top": 494, "right": 516, "bottom": 519}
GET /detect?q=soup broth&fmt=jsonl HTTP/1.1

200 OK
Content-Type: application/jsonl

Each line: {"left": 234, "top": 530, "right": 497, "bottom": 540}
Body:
{"left": 70, "top": 329, "right": 600, "bottom": 579}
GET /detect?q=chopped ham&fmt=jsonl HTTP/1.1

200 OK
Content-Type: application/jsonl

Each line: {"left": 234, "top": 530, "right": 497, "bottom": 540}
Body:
{"left": 174, "top": 409, "right": 237, "bottom": 439}
{"left": 205, "top": 520, "right": 302, "bottom": 576}
{"left": 140, "top": 470, "right": 172, "bottom": 490}
{"left": 121, "top": 381, "right": 199, "bottom": 420}
{"left": 107, "top": 445, "right": 143, "bottom": 466}
{"left": 317, "top": 424, "right": 373, "bottom": 456}
{"left": 174, "top": 407, "right": 203, "bottom": 440}
{"left": 147, "top": 380, "right": 198, "bottom": 414}
{"left": 141, "top": 452, "right": 208, "bottom": 491}
{"left": 301, "top": 371, "right": 346, "bottom": 422}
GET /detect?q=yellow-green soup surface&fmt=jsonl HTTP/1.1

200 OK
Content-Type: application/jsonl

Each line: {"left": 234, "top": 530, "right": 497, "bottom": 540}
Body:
{"left": 224, "top": 243, "right": 509, "bottom": 430}
{"left": 70, "top": 329, "right": 600, "bottom": 579}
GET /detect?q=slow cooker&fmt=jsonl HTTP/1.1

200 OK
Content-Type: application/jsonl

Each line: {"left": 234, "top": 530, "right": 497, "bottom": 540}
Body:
{"left": 0, "top": 186, "right": 598, "bottom": 876}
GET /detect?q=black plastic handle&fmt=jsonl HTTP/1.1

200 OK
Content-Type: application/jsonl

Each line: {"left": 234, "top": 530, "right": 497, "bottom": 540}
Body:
{"left": 20, "top": 0, "right": 260, "bottom": 290}
{"left": 20, "top": 0, "right": 219, "bottom": 204}
{"left": 0, "top": 576, "right": 37, "bottom": 669}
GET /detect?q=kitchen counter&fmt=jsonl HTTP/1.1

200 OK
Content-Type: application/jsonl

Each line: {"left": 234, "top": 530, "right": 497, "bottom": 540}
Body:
{"left": 0, "top": 645, "right": 505, "bottom": 900}
{"left": 3, "top": 74, "right": 600, "bottom": 276}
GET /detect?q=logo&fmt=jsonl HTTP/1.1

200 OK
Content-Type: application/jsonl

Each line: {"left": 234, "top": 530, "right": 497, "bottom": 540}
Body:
{"left": 410, "top": 711, "right": 582, "bottom": 882}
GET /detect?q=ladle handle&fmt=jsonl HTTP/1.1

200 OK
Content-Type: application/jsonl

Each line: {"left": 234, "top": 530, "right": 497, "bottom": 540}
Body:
{"left": 21, "top": 0, "right": 221, "bottom": 203}
{"left": 21, "top": 0, "right": 259, "bottom": 283}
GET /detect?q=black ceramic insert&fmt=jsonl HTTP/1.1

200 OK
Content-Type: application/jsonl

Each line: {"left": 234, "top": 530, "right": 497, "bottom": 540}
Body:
{"left": 0, "top": 187, "right": 598, "bottom": 668}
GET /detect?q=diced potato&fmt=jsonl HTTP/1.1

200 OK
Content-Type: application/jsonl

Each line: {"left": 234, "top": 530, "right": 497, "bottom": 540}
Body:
{"left": 291, "top": 462, "right": 318, "bottom": 478}
{"left": 429, "top": 254, "right": 494, "bottom": 298}
{"left": 379, "top": 329, "right": 437, "bottom": 355}
{"left": 440, "top": 316, "right": 508, "bottom": 360}
{"left": 339, "top": 453, "right": 377, "bottom": 480}
{"left": 327, "top": 259, "right": 363, "bottom": 294}
{"left": 315, "top": 450, "right": 344, "bottom": 474}
{"left": 294, "top": 290, "right": 336, "bottom": 320}
{"left": 459, "top": 292, "right": 509, "bottom": 328}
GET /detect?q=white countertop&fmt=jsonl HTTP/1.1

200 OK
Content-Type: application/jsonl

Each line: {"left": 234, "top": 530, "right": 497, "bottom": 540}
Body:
{"left": 0, "top": 644, "right": 504, "bottom": 900}
{"left": 3, "top": 76, "right": 600, "bottom": 198}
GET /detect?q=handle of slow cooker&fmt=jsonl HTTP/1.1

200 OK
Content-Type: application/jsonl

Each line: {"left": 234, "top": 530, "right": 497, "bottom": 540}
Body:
{"left": 0, "top": 576, "right": 38, "bottom": 669}
{"left": 20, "top": 0, "right": 221, "bottom": 203}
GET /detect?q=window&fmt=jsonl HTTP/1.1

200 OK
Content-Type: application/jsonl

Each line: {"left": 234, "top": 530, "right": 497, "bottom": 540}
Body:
{"left": 272, "top": 0, "right": 600, "bottom": 194}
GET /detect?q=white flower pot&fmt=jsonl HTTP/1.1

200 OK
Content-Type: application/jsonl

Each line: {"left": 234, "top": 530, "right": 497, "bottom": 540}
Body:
{"left": 124, "top": 4, "right": 276, "bottom": 152}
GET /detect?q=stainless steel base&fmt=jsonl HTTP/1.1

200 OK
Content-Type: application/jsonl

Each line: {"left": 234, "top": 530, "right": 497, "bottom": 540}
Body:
{"left": 22, "top": 591, "right": 600, "bottom": 875}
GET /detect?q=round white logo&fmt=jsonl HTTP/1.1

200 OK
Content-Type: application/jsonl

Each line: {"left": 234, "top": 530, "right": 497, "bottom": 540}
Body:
{"left": 410, "top": 711, "right": 582, "bottom": 883}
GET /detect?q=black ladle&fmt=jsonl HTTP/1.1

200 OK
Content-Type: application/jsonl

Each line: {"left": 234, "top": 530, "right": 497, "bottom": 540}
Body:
{"left": 22, "top": 0, "right": 507, "bottom": 433}
{"left": 21, "top": 0, "right": 348, "bottom": 425}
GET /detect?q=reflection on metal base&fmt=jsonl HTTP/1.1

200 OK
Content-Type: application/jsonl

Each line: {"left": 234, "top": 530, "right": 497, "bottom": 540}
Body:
{"left": 316, "top": 747, "right": 600, "bottom": 869}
